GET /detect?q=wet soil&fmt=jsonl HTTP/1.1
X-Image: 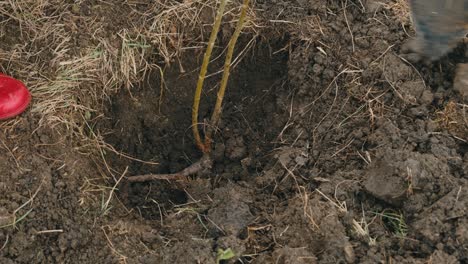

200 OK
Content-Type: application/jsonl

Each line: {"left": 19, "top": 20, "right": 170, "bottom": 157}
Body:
{"left": 1, "top": 0, "right": 467, "bottom": 263}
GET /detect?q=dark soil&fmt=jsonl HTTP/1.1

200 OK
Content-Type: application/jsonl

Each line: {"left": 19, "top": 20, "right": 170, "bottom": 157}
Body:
{"left": 1, "top": 0, "right": 467, "bottom": 263}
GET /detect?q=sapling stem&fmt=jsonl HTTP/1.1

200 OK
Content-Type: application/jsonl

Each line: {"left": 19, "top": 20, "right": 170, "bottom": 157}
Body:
{"left": 127, "top": 0, "right": 251, "bottom": 183}
{"left": 204, "top": 0, "right": 251, "bottom": 150}
{"left": 192, "top": 0, "right": 227, "bottom": 153}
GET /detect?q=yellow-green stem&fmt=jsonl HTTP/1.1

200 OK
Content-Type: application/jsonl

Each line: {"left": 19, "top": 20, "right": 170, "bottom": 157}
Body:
{"left": 192, "top": 0, "right": 227, "bottom": 153}
{"left": 205, "top": 0, "right": 251, "bottom": 148}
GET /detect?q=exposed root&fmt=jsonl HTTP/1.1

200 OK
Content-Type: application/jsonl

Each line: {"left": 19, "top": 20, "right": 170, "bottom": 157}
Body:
{"left": 126, "top": 154, "right": 212, "bottom": 183}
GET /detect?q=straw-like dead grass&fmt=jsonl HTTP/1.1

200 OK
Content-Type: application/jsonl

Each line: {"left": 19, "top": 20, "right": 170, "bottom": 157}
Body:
{"left": 0, "top": 0, "right": 249, "bottom": 141}
{"left": 436, "top": 101, "right": 468, "bottom": 140}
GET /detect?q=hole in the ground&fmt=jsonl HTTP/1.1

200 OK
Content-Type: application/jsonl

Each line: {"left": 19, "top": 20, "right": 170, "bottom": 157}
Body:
{"left": 101, "top": 39, "right": 289, "bottom": 219}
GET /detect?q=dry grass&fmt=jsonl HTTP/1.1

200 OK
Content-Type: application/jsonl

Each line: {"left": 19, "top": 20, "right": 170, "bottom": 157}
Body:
{"left": 0, "top": 0, "right": 253, "bottom": 140}
{"left": 435, "top": 101, "right": 468, "bottom": 140}
{"left": 383, "top": 0, "right": 410, "bottom": 25}
{"left": 0, "top": 0, "right": 125, "bottom": 131}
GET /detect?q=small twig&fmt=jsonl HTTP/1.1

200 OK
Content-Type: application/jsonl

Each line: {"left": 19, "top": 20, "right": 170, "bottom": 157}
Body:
{"left": 103, "top": 167, "right": 128, "bottom": 211}
{"left": 151, "top": 199, "right": 164, "bottom": 226}
{"left": 36, "top": 229, "right": 64, "bottom": 234}
{"left": 127, "top": 173, "right": 187, "bottom": 182}
{"left": 0, "top": 138, "right": 29, "bottom": 172}
{"left": 102, "top": 226, "right": 128, "bottom": 263}
{"left": 0, "top": 235, "right": 8, "bottom": 251}
{"left": 343, "top": 0, "right": 355, "bottom": 53}
{"left": 0, "top": 178, "right": 44, "bottom": 229}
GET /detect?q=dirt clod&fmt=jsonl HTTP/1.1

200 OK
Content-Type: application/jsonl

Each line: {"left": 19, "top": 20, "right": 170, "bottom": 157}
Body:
{"left": 208, "top": 183, "right": 254, "bottom": 236}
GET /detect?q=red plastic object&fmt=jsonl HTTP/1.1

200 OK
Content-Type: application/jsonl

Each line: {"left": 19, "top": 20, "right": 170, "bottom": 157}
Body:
{"left": 0, "top": 73, "right": 31, "bottom": 120}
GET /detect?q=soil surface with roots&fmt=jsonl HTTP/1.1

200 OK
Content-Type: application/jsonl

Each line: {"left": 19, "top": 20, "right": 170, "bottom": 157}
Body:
{"left": 0, "top": 0, "right": 467, "bottom": 263}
